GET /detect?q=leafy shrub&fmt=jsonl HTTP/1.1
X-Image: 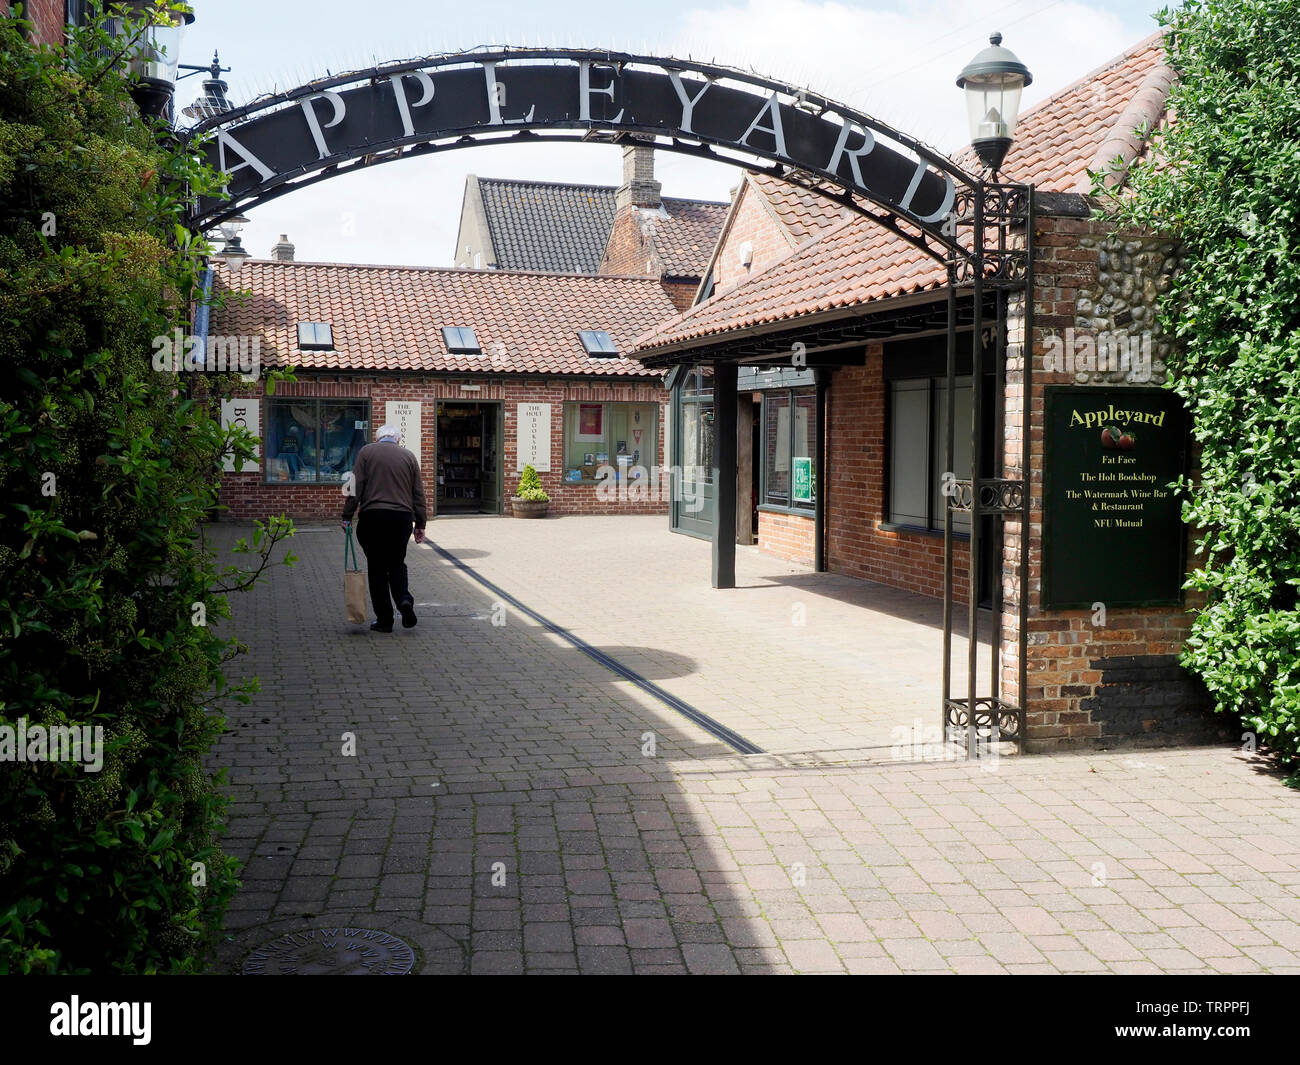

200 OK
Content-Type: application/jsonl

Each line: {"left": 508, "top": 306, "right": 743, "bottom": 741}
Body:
{"left": 0, "top": 5, "right": 291, "bottom": 972}
{"left": 515, "top": 464, "right": 550, "bottom": 502}
{"left": 1097, "top": 0, "right": 1300, "bottom": 764}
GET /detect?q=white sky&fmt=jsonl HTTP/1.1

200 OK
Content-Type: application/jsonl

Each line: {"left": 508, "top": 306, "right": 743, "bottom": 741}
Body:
{"left": 173, "top": 0, "right": 1159, "bottom": 266}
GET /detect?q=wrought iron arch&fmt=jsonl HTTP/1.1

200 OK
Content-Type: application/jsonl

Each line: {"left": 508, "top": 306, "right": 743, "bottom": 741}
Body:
{"left": 181, "top": 46, "right": 988, "bottom": 267}
{"left": 180, "top": 45, "right": 1032, "bottom": 758}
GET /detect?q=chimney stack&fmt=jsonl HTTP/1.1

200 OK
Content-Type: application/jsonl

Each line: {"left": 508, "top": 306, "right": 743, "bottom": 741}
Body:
{"left": 271, "top": 233, "right": 295, "bottom": 261}
{"left": 616, "top": 144, "right": 661, "bottom": 210}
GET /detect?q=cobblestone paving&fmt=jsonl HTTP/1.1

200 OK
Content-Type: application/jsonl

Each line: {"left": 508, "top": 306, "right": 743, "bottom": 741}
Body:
{"left": 209, "top": 519, "right": 1300, "bottom": 975}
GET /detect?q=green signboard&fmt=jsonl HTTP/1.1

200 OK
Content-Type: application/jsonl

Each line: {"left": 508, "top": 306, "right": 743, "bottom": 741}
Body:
{"left": 792, "top": 456, "right": 813, "bottom": 503}
{"left": 1042, "top": 386, "right": 1188, "bottom": 609}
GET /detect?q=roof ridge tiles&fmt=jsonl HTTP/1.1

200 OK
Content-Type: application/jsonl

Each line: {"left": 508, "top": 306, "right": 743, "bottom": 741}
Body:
{"left": 475, "top": 175, "right": 729, "bottom": 208}
{"left": 1016, "top": 28, "right": 1168, "bottom": 125}
{"left": 661, "top": 196, "right": 731, "bottom": 208}
{"left": 477, "top": 176, "right": 616, "bottom": 192}
{"left": 226, "top": 259, "right": 671, "bottom": 283}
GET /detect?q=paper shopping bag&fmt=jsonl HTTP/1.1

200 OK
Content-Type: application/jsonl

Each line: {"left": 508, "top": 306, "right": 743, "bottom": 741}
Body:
{"left": 344, "top": 528, "right": 367, "bottom": 624}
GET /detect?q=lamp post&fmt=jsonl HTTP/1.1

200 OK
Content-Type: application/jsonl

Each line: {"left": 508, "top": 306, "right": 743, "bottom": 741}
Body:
{"left": 956, "top": 32, "right": 1033, "bottom": 176}
{"left": 211, "top": 213, "right": 251, "bottom": 271}
{"left": 940, "top": 34, "right": 1035, "bottom": 758}
{"left": 105, "top": 2, "right": 196, "bottom": 123}
{"left": 179, "top": 51, "right": 233, "bottom": 121}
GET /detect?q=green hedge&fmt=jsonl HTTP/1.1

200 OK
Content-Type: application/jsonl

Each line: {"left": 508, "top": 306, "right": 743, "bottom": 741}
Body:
{"left": 0, "top": 5, "right": 290, "bottom": 972}
{"left": 1099, "top": 0, "right": 1300, "bottom": 768}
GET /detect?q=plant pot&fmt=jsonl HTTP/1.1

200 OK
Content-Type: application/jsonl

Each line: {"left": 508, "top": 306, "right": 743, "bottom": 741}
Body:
{"left": 511, "top": 498, "right": 549, "bottom": 518}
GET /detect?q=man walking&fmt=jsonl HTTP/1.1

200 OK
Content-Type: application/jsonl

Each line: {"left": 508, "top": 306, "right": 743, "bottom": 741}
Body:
{"left": 341, "top": 423, "right": 427, "bottom": 632}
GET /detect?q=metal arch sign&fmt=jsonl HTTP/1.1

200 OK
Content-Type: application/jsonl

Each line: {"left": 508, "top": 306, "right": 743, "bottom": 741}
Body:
{"left": 182, "top": 48, "right": 975, "bottom": 256}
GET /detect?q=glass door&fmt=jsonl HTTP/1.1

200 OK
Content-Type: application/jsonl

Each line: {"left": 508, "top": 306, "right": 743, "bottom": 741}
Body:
{"left": 672, "top": 366, "right": 715, "bottom": 538}
{"left": 437, "top": 403, "right": 483, "bottom": 513}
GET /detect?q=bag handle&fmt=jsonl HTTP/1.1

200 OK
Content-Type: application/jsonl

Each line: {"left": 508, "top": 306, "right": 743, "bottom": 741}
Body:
{"left": 344, "top": 526, "right": 359, "bottom": 571}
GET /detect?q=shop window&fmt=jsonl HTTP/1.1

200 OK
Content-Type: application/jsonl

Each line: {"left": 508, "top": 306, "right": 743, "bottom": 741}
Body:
{"left": 678, "top": 365, "right": 714, "bottom": 488}
{"left": 888, "top": 376, "right": 971, "bottom": 533}
{"left": 561, "top": 401, "right": 658, "bottom": 483}
{"left": 669, "top": 365, "right": 715, "bottom": 533}
{"left": 264, "top": 398, "right": 369, "bottom": 484}
{"left": 762, "top": 388, "right": 816, "bottom": 510}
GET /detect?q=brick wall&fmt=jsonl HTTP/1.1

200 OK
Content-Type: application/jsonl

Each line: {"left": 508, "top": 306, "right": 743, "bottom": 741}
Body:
{"left": 13, "top": 0, "right": 64, "bottom": 47}
{"left": 218, "top": 374, "right": 669, "bottom": 521}
{"left": 1007, "top": 208, "right": 1220, "bottom": 750}
{"left": 824, "top": 350, "right": 972, "bottom": 604}
{"left": 600, "top": 212, "right": 701, "bottom": 312}
{"left": 661, "top": 280, "right": 697, "bottom": 312}
{"left": 601, "top": 208, "right": 657, "bottom": 278}
{"left": 713, "top": 181, "right": 794, "bottom": 292}
{"left": 758, "top": 509, "right": 815, "bottom": 565}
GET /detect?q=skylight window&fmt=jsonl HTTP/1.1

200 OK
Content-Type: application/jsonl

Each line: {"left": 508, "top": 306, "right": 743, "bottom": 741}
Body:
{"left": 297, "top": 322, "right": 334, "bottom": 350}
{"left": 578, "top": 330, "right": 619, "bottom": 358}
{"left": 442, "top": 326, "right": 481, "bottom": 354}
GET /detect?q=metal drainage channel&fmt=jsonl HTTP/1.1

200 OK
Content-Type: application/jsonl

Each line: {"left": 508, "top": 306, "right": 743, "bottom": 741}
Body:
{"left": 427, "top": 542, "right": 763, "bottom": 756}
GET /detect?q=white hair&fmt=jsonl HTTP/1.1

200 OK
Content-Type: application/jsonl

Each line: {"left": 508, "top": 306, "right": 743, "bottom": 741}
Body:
{"left": 375, "top": 423, "right": 401, "bottom": 443}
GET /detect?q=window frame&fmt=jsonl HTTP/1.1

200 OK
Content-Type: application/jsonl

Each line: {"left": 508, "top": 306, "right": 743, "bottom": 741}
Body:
{"left": 884, "top": 375, "right": 974, "bottom": 538}
{"left": 561, "top": 401, "right": 658, "bottom": 485}
{"left": 296, "top": 322, "right": 334, "bottom": 350}
{"left": 759, "top": 386, "right": 817, "bottom": 514}
{"left": 262, "top": 397, "right": 370, "bottom": 485}
{"left": 442, "top": 326, "right": 481, "bottom": 354}
{"left": 577, "top": 329, "right": 619, "bottom": 358}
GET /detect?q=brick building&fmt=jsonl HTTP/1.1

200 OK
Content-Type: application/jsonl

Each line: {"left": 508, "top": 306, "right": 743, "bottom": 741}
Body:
{"left": 453, "top": 147, "right": 728, "bottom": 312}
{"left": 8, "top": 0, "right": 77, "bottom": 47}
{"left": 598, "top": 145, "right": 731, "bottom": 312}
{"left": 209, "top": 259, "right": 678, "bottom": 520}
{"left": 633, "top": 33, "right": 1220, "bottom": 750}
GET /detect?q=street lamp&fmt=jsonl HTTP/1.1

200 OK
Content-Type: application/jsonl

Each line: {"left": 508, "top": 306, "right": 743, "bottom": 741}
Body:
{"left": 218, "top": 213, "right": 250, "bottom": 243}
{"left": 212, "top": 213, "right": 251, "bottom": 271}
{"left": 214, "top": 234, "right": 250, "bottom": 271}
{"left": 105, "top": 2, "right": 196, "bottom": 122}
{"left": 180, "top": 51, "right": 234, "bottom": 121}
{"left": 957, "top": 32, "right": 1033, "bottom": 176}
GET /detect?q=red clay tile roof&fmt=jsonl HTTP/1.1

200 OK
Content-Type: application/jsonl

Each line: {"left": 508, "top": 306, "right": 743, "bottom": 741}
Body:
{"left": 654, "top": 197, "right": 730, "bottom": 278}
{"left": 974, "top": 31, "right": 1169, "bottom": 193}
{"left": 209, "top": 260, "right": 677, "bottom": 376}
{"left": 634, "top": 32, "right": 1170, "bottom": 357}
{"left": 747, "top": 171, "right": 849, "bottom": 242}
{"left": 635, "top": 213, "right": 944, "bottom": 352}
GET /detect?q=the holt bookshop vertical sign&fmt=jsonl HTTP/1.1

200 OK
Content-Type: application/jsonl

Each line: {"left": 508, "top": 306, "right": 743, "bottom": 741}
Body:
{"left": 516, "top": 403, "right": 551, "bottom": 472}
{"left": 1042, "top": 387, "right": 1189, "bottom": 609}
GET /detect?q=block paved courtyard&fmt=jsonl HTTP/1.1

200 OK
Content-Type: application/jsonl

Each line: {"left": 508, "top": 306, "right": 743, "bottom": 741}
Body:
{"left": 209, "top": 516, "right": 1300, "bottom": 974}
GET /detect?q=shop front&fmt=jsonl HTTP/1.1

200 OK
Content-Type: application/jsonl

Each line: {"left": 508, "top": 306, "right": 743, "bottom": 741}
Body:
{"left": 631, "top": 32, "right": 1225, "bottom": 752}
{"left": 668, "top": 364, "right": 820, "bottom": 557}
{"left": 209, "top": 259, "right": 678, "bottom": 521}
{"left": 436, "top": 401, "right": 501, "bottom": 515}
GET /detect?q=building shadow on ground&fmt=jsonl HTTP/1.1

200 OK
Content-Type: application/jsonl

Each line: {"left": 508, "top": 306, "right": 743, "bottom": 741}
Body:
{"left": 206, "top": 524, "right": 782, "bottom": 975}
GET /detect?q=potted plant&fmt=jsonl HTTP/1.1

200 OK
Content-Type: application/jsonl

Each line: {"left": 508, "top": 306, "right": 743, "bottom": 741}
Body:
{"left": 511, "top": 464, "right": 550, "bottom": 518}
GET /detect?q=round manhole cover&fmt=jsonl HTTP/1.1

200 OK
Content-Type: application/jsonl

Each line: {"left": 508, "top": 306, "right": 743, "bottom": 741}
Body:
{"left": 243, "top": 927, "right": 416, "bottom": 975}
